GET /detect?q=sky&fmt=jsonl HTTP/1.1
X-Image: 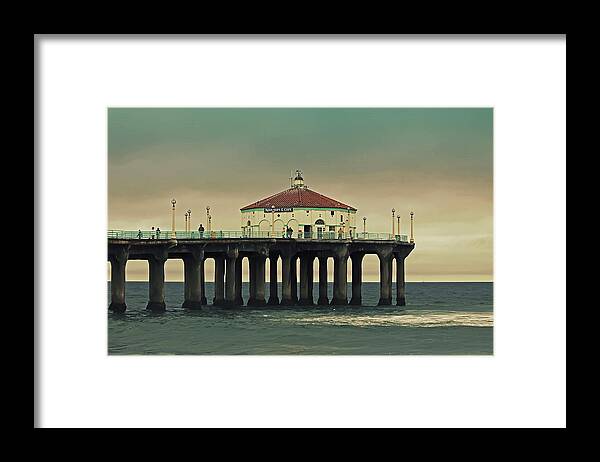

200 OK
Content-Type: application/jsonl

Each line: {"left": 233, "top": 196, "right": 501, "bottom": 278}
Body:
{"left": 108, "top": 108, "right": 493, "bottom": 282}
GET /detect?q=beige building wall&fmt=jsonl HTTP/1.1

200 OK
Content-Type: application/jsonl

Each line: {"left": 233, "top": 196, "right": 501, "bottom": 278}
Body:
{"left": 241, "top": 208, "right": 356, "bottom": 236}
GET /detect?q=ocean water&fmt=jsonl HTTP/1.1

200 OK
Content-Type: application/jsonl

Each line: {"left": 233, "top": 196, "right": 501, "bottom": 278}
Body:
{"left": 108, "top": 282, "right": 493, "bottom": 355}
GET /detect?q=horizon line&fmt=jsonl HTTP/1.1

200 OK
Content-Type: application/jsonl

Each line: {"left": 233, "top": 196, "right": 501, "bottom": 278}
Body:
{"left": 108, "top": 280, "right": 494, "bottom": 283}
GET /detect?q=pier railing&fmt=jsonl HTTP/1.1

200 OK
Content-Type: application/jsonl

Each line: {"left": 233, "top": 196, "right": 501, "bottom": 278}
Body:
{"left": 108, "top": 229, "right": 409, "bottom": 242}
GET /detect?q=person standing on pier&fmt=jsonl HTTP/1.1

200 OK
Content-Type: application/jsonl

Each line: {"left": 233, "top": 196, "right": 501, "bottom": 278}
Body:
{"left": 151, "top": 226, "right": 155, "bottom": 239}
{"left": 198, "top": 223, "right": 204, "bottom": 238}
{"left": 137, "top": 229, "right": 142, "bottom": 239}
{"left": 156, "top": 227, "right": 161, "bottom": 239}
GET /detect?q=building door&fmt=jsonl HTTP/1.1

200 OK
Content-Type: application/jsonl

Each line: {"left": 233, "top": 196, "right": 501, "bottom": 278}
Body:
{"left": 328, "top": 226, "right": 336, "bottom": 239}
{"left": 303, "top": 224, "right": 312, "bottom": 239}
{"left": 315, "top": 219, "right": 325, "bottom": 239}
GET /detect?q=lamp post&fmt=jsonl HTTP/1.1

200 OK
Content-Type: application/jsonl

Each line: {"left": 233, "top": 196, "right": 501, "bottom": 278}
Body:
{"left": 392, "top": 208, "right": 395, "bottom": 236}
{"left": 397, "top": 215, "right": 401, "bottom": 237}
{"left": 410, "top": 211, "right": 414, "bottom": 243}
{"left": 271, "top": 205, "right": 275, "bottom": 236}
{"left": 187, "top": 209, "right": 191, "bottom": 233}
{"left": 363, "top": 216, "right": 366, "bottom": 237}
{"left": 206, "top": 206, "right": 210, "bottom": 233}
{"left": 184, "top": 211, "right": 188, "bottom": 233}
{"left": 171, "top": 199, "right": 177, "bottom": 238}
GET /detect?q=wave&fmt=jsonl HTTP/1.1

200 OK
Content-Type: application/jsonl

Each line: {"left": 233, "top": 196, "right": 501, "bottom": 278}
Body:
{"left": 268, "top": 310, "right": 493, "bottom": 328}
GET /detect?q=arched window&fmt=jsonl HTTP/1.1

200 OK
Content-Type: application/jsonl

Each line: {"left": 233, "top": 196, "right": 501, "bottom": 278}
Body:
{"left": 315, "top": 219, "right": 325, "bottom": 225}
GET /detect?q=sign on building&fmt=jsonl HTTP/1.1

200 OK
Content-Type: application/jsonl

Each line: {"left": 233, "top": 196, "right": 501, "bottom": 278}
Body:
{"left": 264, "top": 207, "right": 293, "bottom": 213}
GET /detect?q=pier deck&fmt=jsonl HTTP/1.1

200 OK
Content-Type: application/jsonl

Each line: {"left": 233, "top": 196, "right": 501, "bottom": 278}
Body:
{"left": 107, "top": 231, "right": 415, "bottom": 313}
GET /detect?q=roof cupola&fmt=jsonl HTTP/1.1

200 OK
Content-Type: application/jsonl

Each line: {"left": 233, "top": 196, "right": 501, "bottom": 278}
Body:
{"left": 293, "top": 169, "right": 305, "bottom": 188}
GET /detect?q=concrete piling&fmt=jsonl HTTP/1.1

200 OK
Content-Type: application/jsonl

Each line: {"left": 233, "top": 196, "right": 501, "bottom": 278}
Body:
{"left": 331, "top": 249, "right": 348, "bottom": 306}
{"left": 146, "top": 254, "right": 167, "bottom": 311}
{"left": 350, "top": 253, "right": 364, "bottom": 306}
{"left": 267, "top": 253, "right": 279, "bottom": 305}
{"left": 396, "top": 254, "right": 406, "bottom": 306}
{"left": 108, "top": 246, "right": 128, "bottom": 313}
{"left": 182, "top": 251, "right": 204, "bottom": 309}
{"left": 199, "top": 256, "right": 207, "bottom": 305}
{"left": 213, "top": 255, "right": 225, "bottom": 306}
{"left": 280, "top": 254, "right": 294, "bottom": 305}
{"left": 248, "top": 254, "right": 267, "bottom": 307}
{"left": 225, "top": 250, "right": 239, "bottom": 307}
{"left": 377, "top": 250, "right": 393, "bottom": 306}
{"left": 298, "top": 254, "right": 314, "bottom": 305}
{"left": 317, "top": 256, "right": 329, "bottom": 305}
{"left": 290, "top": 255, "right": 298, "bottom": 304}
{"left": 234, "top": 255, "right": 243, "bottom": 306}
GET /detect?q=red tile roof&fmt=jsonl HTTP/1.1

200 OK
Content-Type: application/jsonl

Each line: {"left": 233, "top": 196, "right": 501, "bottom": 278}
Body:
{"left": 241, "top": 187, "right": 357, "bottom": 211}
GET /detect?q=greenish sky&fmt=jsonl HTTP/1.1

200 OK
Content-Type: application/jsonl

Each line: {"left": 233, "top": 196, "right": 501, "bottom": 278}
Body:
{"left": 108, "top": 108, "right": 493, "bottom": 282}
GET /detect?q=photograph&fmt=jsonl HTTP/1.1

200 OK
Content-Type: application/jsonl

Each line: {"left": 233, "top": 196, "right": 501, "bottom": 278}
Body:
{"left": 36, "top": 35, "right": 565, "bottom": 428}
{"left": 107, "top": 107, "right": 493, "bottom": 355}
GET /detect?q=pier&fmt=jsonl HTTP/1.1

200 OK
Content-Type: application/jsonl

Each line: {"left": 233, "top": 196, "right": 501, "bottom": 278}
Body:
{"left": 108, "top": 231, "right": 415, "bottom": 313}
